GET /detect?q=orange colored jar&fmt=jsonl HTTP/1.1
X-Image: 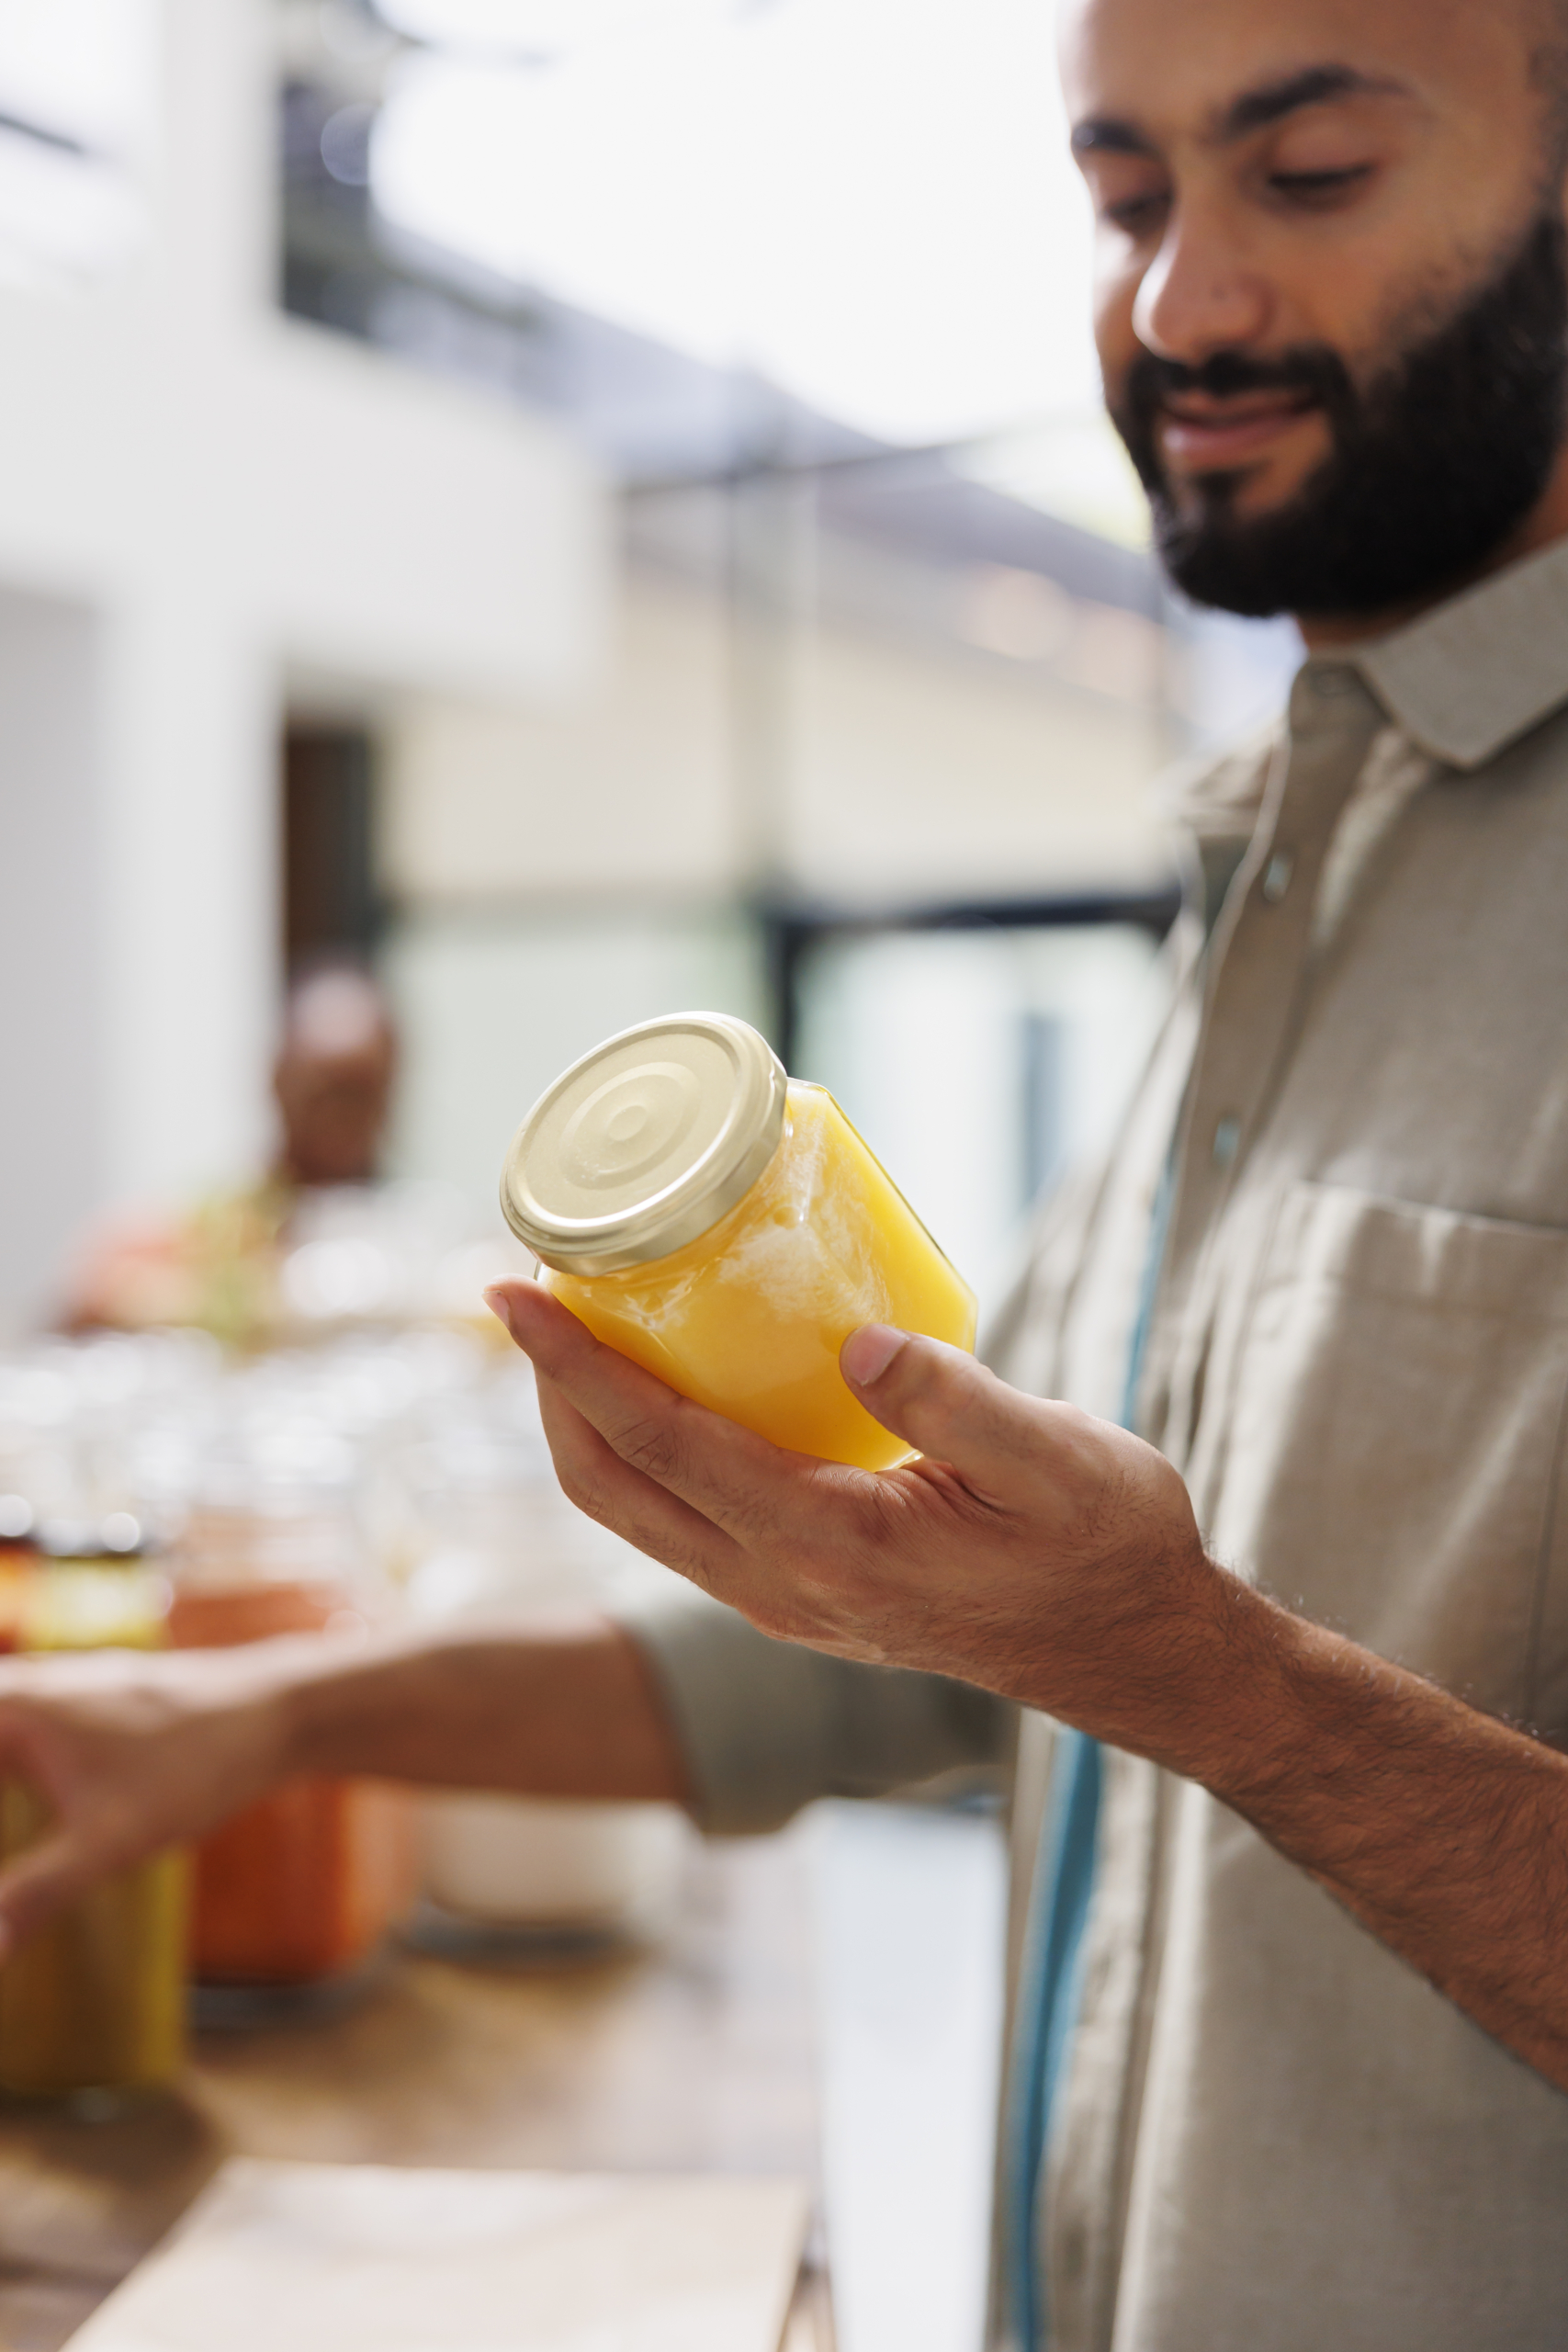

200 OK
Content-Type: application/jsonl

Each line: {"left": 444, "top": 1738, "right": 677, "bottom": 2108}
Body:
{"left": 170, "top": 1520, "right": 415, "bottom": 1987}
{"left": 0, "top": 1495, "right": 34, "bottom": 1653}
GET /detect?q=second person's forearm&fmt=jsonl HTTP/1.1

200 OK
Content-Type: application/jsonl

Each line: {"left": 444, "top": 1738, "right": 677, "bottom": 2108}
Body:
{"left": 249, "top": 1616, "right": 693, "bottom": 1805}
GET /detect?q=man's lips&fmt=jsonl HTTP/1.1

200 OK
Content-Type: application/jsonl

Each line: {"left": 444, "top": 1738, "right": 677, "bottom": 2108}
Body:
{"left": 1156, "top": 391, "right": 1320, "bottom": 472}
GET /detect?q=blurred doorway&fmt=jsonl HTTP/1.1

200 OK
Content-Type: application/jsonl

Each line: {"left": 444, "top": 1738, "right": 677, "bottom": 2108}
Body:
{"left": 282, "top": 722, "right": 381, "bottom": 978}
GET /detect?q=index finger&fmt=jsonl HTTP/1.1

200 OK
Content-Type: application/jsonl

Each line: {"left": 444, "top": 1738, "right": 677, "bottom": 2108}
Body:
{"left": 533, "top": 1373, "right": 747, "bottom": 1593}
{"left": 486, "top": 1278, "right": 863, "bottom": 1544}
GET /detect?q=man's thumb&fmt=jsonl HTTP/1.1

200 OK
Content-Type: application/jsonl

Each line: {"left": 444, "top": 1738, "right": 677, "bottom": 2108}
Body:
{"left": 841, "top": 1326, "right": 1020, "bottom": 1481}
{"left": 840, "top": 1325, "right": 911, "bottom": 1388}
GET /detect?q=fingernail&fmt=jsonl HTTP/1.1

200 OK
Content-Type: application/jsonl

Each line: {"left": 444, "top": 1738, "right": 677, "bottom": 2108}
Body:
{"left": 483, "top": 1285, "right": 517, "bottom": 1340}
{"left": 842, "top": 1324, "right": 910, "bottom": 1386}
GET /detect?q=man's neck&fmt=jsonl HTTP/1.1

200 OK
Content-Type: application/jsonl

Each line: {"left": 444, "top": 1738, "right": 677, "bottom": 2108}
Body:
{"left": 1296, "top": 438, "right": 1568, "bottom": 651}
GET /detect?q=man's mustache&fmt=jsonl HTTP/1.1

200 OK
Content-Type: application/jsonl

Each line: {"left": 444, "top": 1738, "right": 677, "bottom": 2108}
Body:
{"left": 1122, "top": 344, "right": 1355, "bottom": 412}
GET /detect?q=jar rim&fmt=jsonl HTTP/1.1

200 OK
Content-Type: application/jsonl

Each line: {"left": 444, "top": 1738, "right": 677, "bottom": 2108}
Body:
{"left": 499, "top": 1012, "right": 788, "bottom": 1276}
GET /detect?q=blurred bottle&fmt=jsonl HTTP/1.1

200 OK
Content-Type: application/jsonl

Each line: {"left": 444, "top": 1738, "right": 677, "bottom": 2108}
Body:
{"left": 169, "top": 1504, "right": 415, "bottom": 1990}
{"left": 0, "top": 1492, "right": 37, "bottom": 1651}
{"left": 0, "top": 1518, "right": 186, "bottom": 2102}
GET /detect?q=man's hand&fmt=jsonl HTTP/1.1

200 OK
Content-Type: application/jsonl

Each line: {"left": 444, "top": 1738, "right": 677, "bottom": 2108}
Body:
{"left": 484, "top": 1279, "right": 1235, "bottom": 1760}
{"left": 488, "top": 1276, "right": 1568, "bottom": 2093}
{"left": 0, "top": 1647, "right": 288, "bottom": 1957}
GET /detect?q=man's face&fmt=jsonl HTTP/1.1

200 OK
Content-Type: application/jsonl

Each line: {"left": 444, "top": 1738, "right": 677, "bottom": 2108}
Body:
{"left": 272, "top": 973, "right": 396, "bottom": 1187}
{"left": 1063, "top": 0, "right": 1568, "bottom": 621}
{"left": 275, "top": 1044, "right": 394, "bottom": 1187}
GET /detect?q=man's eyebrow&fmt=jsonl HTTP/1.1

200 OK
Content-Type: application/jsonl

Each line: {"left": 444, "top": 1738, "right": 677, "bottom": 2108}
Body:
{"left": 1070, "top": 63, "right": 1410, "bottom": 161}
{"left": 1215, "top": 62, "right": 1409, "bottom": 141}
{"left": 1070, "top": 118, "right": 1155, "bottom": 158}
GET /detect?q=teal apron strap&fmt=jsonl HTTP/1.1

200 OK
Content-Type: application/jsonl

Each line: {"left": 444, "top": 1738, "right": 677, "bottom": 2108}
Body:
{"left": 1001, "top": 1157, "right": 1174, "bottom": 2348}
{"left": 1004, "top": 1729, "right": 1104, "bottom": 2349}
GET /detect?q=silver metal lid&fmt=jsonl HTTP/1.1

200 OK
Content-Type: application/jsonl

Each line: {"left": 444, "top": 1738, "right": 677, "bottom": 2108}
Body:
{"left": 499, "top": 1012, "right": 788, "bottom": 1276}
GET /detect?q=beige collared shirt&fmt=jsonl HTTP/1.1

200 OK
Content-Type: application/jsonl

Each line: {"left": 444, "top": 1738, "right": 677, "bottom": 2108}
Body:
{"left": 624, "top": 533, "right": 1568, "bottom": 2350}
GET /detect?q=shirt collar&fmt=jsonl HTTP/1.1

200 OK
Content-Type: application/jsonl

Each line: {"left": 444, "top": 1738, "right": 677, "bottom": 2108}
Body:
{"left": 1346, "top": 532, "right": 1568, "bottom": 771}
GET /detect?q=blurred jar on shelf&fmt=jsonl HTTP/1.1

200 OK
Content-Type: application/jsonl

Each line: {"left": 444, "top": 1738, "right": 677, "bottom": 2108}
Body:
{"left": 0, "top": 1492, "right": 37, "bottom": 1651}
{"left": 169, "top": 1492, "right": 417, "bottom": 1994}
{"left": 0, "top": 1518, "right": 186, "bottom": 2103}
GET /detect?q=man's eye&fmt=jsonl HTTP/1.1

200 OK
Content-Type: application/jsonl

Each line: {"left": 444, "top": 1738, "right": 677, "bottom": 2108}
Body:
{"left": 1102, "top": 190, "right": 1169, "bottom": 233}
{"left": 1269, "top": 164, "right": 1374, "bottom": 207}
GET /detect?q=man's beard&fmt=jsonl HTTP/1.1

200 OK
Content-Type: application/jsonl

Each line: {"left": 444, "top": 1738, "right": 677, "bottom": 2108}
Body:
{"left": 1109, "top": 208, "right": 1568, "bottom": 620}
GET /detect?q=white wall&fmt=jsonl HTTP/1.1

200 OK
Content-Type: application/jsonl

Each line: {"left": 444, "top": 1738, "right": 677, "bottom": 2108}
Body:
{"left": 381, "top": 576, "right": 735, "bottom": 903}
{"left": 0, "top": 592, "right": 104, "bottom": 1330}
{"left": 786, "top": 617, "right": 1171, "bottom": 902}
{"left": 381, "top": 562, "right": 1173, "bottom": 919}
{"left": 382, "top": 906, "right": 767, "bottom": 1212}
{"left": 0, "top": 0, "right": 606, "bottom": 1272}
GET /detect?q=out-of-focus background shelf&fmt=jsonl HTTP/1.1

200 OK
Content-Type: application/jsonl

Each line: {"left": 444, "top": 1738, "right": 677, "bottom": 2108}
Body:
{"left": 0, "top": 1832, "right": 827, "bottom": 2352}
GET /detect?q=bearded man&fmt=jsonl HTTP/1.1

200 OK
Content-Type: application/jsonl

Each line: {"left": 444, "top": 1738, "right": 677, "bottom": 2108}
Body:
{"left": 8, "top": 1, "right": 1568, "bottom": 2346}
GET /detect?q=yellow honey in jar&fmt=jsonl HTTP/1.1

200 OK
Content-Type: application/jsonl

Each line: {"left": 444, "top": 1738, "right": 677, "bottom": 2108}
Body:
{"left": 501, "top": 1014, "right": 976, "bottom": 1472}
{"left": 0, "top": 1548, "right": 187, "bottom": 2100}
{"left": 0, "top": 1784, "right": 186, "bottom": 2098}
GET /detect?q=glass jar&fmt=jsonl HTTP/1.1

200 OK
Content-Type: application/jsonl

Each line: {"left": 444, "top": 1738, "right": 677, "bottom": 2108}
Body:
{"left": 0, "top": 1493, "right": 36, "bottom": 1653}
{"left": 399, "top": 1396, "right": 691, "bottom": 1945}
{"left": 169, "top": 1506, "right": 415, "bottom": 1990}
{"left": 0, "top": 1524, "right": 186, "bottom": 2102}
{"left": 500, "top": 1013, "right": 976, "bottom": 1473}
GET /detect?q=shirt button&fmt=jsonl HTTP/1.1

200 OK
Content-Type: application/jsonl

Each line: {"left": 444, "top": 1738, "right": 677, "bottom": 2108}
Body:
{"left": 1262, "top": 851, "right": 1294, "bottom": 903}
{"left": 1213, "top": 1115, "right": 1241, "bottom": 1167}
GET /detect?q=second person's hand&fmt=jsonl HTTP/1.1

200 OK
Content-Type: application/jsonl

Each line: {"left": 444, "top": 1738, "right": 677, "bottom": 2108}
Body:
{"left": 0, "top": 1645, "right": 294, "bottom": 1960}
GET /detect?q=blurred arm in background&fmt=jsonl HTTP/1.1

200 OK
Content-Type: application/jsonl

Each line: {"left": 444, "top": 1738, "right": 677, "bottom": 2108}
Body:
{"left": 0, "top": 1590, "right": 1010, "bottom": 1956}
{"left": 0, "top": 1616, "right": 684, "bottom": 1956}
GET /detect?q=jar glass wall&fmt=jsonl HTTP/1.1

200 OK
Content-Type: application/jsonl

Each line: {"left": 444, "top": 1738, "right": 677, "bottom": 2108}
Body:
{"left": 543, "top": 1080, "right": 976, "bottom": 1472}
{"left": 0, "top": 1547, "right": 186, "bottom": 2102}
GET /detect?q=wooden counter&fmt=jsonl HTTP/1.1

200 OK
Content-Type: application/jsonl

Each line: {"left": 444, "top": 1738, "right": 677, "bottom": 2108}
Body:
{"left": 0, "top": 1828, "right": 829, "bottom": 2352}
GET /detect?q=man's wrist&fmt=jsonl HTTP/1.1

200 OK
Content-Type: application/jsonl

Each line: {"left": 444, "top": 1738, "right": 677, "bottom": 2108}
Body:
{"left": 208, "top": 1628, "right": 381, "bottom": 1786}
{"left": 1144, "top": 1573, "right": 1438, "bottom": 1860}
{"left": 1107, "top": 1558, "right": 1304, "bottom": 1798}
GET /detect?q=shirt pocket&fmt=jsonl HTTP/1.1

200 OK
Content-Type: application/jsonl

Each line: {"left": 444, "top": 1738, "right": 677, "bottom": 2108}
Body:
{"left": 1209, "top": 1178, "right": 1568, "bottom": 1727}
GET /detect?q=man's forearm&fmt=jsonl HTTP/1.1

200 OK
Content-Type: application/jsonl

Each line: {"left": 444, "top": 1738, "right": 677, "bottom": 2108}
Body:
{"left": 1156, "top": 1572, "right": 1568, "bottom": 2089}
{"left": 255, "top": 1615, "right": 692, "bottom": 1806}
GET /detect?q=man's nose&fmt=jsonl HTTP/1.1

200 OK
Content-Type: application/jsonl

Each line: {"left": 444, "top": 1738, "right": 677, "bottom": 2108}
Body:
{"left": 1131, "top": 200, "right": 1273, "bottom": 363}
